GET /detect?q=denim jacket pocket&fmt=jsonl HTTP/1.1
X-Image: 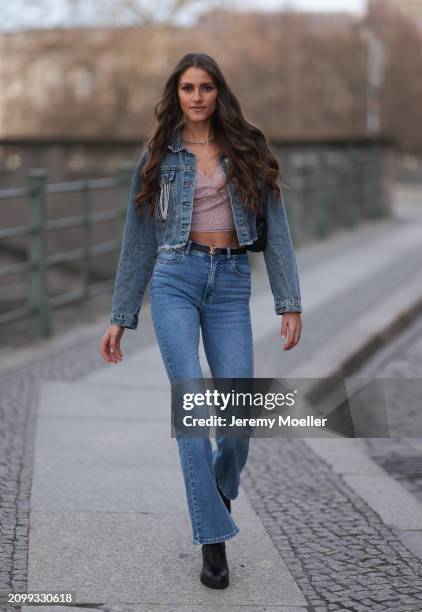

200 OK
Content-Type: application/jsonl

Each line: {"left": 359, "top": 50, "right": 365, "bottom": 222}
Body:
{"left": 155, "top": 168, "right": 177, "bottom": 222}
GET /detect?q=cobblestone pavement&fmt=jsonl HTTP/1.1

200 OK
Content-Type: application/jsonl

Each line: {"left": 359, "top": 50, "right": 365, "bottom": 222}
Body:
{"left": 242, "top": 437, "right": 422, "bottom": 611}
{"left": 354, "top": 312, "right": 422, "bottom": 504}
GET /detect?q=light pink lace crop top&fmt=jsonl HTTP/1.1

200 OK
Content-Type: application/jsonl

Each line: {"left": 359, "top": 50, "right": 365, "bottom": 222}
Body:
{"left": 190, "top": 164, "right": 236, "bottom": 232}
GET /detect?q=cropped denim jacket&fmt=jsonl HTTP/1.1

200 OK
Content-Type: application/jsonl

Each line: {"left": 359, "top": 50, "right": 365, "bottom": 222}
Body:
{"left": 110, "top": 126, "right": 302, "bottom": 329}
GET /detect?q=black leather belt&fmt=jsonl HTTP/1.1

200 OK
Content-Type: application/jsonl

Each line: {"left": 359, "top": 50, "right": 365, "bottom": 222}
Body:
{"left": 190, "top": 241, "right": 247, "bottom": 255}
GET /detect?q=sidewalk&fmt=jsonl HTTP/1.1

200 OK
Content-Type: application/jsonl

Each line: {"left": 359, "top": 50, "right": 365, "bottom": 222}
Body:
{"left": 23, "top": 185, "right": 422, "bottom": 610}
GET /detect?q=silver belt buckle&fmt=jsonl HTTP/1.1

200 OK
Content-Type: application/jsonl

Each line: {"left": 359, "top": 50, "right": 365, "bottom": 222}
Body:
{"left": 209, "top": 244, "right": 217, "bottom": 255}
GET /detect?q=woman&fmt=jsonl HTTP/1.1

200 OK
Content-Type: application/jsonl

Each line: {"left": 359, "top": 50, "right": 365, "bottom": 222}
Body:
{"left": 100, "top": 52, "right": 302, "bottom": 590}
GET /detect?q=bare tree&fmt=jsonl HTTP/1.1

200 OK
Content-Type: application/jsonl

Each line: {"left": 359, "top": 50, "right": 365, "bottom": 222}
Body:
{"left": 0, "top": 0, "right": 220, "bottom": 30}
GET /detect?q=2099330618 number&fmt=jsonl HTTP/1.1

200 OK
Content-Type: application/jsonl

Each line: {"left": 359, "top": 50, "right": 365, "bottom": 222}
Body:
{"left": 3, "top": 592, "right": 76, "bottom": 605}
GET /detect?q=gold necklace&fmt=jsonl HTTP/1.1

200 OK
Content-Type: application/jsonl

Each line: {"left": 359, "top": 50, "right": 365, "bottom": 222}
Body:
{"left": 181, "top": 137, "right": 215, "bottom": 145}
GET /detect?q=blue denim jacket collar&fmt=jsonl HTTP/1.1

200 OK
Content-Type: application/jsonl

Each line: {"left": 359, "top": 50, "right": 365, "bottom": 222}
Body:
{"left": 167, "top": 125, "right": 185, "bottom": 153}
{"left": 109, "top": 128, "right": 302, "bottom": 329}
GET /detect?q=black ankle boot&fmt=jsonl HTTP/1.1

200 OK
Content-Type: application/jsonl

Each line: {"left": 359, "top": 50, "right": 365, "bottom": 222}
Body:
{"left": 217, "top": 481, "right": 231, "bottom": 513}
{"left": 200, "top": 542, "right": 229, "bottom": 589}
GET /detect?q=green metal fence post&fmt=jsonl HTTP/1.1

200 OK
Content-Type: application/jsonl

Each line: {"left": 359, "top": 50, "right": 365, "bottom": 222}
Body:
{"left": 344, "top": 146, "right": 358, "bottom": 228}
{"left": 367, "top": 143, "right": 382, "bottom": 218}
{"left": 281, "top": 150, "right": 300, "bottom": 246}
{"left": 313, "top": 147, "right": 330, "bottom": 238}
{"left": 27, "top": 169, "right": 50, "bottom": 337}
{"left": 81, "top": 180, "right": 91, "bottom": 297}
{"left": 353, "top": 146, "right": 366, "bottom": 219}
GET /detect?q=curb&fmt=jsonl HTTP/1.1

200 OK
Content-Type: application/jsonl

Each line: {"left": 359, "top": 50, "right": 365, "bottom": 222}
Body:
{"left": 293, "top": 271, "right": 422, "bottom": 401}
{"left": 296, "top": 282, "right": 422, "bottom": 549}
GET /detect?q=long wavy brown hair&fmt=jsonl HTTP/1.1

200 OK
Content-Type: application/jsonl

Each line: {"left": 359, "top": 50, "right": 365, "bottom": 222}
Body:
{"left": 135, "top": 52, "right": 282, "bottom": 217}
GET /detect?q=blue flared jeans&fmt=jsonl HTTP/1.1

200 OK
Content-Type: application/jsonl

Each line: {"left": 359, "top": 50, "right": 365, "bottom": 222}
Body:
{"left": 150, "top": 239, "right": 254, "bottom": 544}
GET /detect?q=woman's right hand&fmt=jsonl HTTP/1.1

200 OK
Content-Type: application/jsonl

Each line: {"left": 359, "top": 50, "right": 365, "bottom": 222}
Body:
{"left": 100, "top": 324, "right": 125, "bottom": 364}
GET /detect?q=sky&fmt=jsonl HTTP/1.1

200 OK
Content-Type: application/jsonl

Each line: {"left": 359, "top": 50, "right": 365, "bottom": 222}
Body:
{"left": 237, "top": 0, "right": 366, "bottom": 12}
{"left": 0, "top": 0, "right": 368, "bottom": 32}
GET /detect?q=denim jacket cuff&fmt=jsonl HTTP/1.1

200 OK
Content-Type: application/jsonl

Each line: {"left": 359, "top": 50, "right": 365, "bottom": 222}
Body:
{"left": 274, "top": 299, "right": 302, "bottom": 315}
{"left": 110, "top": 312, "right": 138, "bottom": 329}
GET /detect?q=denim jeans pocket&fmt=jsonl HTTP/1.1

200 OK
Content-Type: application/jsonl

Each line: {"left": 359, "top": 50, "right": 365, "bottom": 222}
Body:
{"left": 230, "top": 257, "right": 252, "bottom": 278}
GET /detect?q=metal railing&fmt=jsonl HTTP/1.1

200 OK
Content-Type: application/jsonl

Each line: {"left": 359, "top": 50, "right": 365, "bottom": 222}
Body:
{"left": 274, "top": 138, "right": 396, "bottom": 245}
{"left": 0, "top": 163, "right": 134, "bottom": 337}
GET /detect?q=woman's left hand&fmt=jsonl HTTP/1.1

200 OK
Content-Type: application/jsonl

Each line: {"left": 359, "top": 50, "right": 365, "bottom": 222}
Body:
{"left": 281, "top": 312, "right": 302, "bottom": 350}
